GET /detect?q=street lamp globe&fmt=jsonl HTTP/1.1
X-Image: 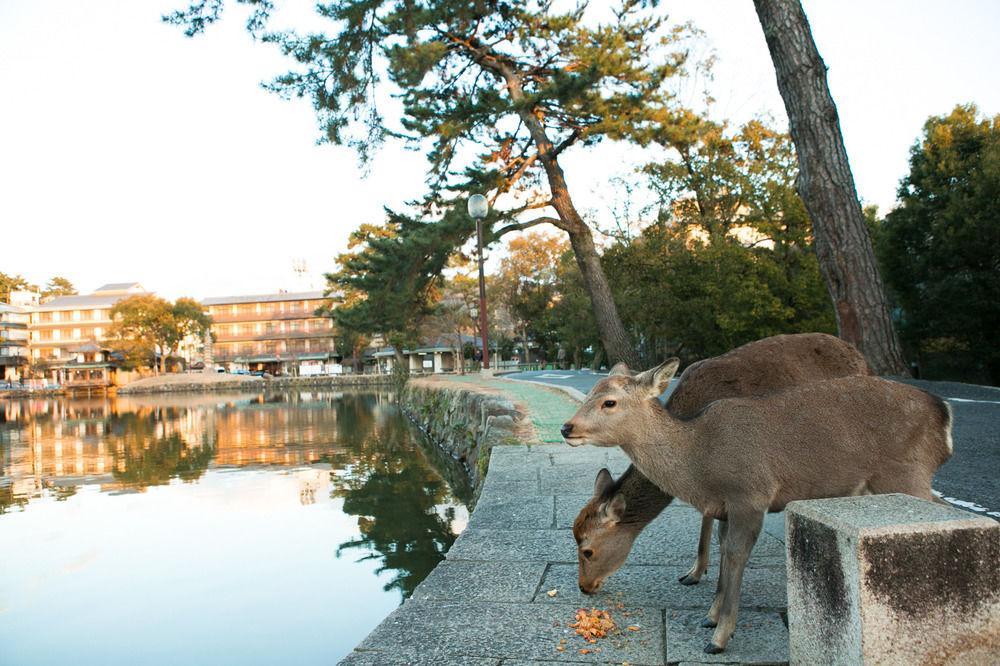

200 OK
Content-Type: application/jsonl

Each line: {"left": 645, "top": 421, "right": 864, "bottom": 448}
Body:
{"left": 467, "top": 193, "right": 489, "bottom": 220}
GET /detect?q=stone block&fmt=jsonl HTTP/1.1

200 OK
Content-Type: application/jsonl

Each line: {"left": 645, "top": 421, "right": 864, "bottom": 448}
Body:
{"left": 411, "top": 561, "right": 547, "bottom": 603}
{"left": 446, "top": 528, "right": 577, "bottom": 563}
{"left": 355, "top": 599, "right": 664, "bottom": 664}
{"left": 786, "top": 494, "right": 1000, "bottom": 665}
{"left": 626, "top": 509, "right": 785, "bottom": 567}
{"left": 536, "top": 563, "right": 786, "bottom": 612}
{"left": 339, "top": 648, "right": 500, "bottom": 665}
{"left": 665, "top": 610, "right": 789, "bottom": 664}
{"left": 555, "top": 494, "right": 595, "bottom": 529}
{"left": 470, "top": 494, "right": 554, "bottom": 529}
{"left": 541, "top": 464, "right": 612, "bottom": 494}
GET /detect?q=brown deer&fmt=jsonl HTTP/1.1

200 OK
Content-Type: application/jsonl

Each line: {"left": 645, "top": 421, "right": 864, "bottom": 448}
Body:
{"left": 573, "top": 333, "right": 871, "bottom": 594}
{"left": 562, "top": 360, "right": 952, "bottom": 654}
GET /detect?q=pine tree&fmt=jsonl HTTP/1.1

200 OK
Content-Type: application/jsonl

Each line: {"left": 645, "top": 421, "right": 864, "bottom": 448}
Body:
{"left": 166, "top": 0, "right": 698, "bottom": 365}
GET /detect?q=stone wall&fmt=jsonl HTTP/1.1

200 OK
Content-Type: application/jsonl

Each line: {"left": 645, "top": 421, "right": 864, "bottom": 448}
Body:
{"left": 401, "top": 380, "right": 525, "bottom": 505}
{"left": 117, "top": 373, "right": 394, "bottom": 395}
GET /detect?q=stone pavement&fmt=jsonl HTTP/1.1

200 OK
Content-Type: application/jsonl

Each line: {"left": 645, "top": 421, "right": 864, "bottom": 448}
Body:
{"left": 342, "top": 376, "right": 789, "bottom": 665}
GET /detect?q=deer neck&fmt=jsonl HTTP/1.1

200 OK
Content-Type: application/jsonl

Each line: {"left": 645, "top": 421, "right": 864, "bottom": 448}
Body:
{"left": 615, "top": 465, "right": 673, "bottom": 525}
{"left": 619, "top": 403, "right": 699, "bottom": 503}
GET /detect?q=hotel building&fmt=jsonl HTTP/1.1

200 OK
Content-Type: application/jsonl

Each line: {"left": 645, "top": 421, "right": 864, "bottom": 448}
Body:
{"left": 28, "top": 282, "right": 149, "bottom": 388}
{"left": 0, "top": 301, "right": 31, "bottom": 383}
{"left": 202, "top": 291, "right": 338, "bottom": 375}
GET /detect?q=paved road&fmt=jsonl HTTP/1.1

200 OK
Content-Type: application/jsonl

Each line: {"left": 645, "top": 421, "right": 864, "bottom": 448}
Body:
{"left": 505, "top": 369, "right": 1000, "bottom": 519}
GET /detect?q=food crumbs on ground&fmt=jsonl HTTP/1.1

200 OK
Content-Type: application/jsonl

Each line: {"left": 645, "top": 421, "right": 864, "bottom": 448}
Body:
{"left": 627, "top": 625, "right": 640, "bottom": 631}
{"left": 570, "top": 607, "right": 617, "bottom": 642}
{"left": 547, "top": 589, "right": 558, "bottom": 597}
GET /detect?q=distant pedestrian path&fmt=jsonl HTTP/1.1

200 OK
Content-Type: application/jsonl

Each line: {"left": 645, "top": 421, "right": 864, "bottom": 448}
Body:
{"left": 505, "top": 369, "right": 1000, "bottom": 520}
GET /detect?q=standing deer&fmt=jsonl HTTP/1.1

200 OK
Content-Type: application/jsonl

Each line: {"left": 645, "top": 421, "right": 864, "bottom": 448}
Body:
{"left": 562, "top": 360, "right": 952, "bottom": 654}
{"left": 572, "top": 333, "right": 872, "bottom": 595}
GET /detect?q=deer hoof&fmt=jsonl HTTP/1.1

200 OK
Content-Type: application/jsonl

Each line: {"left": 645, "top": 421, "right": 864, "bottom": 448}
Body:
{"left": 704, "top": 642, "right": 725, "bottom": 654}
{"left": 678, "top": 574, "right": 700, "bottom": 586}
{"left": 700, "top": 617, "right": 717, "bottom": 628}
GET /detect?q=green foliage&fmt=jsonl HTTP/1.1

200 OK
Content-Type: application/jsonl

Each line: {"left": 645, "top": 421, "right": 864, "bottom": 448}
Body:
{"left": 0, "top": 272, "right": 37, "bottom": 302}
{"left": 41, "top": 276, "right": 77, "bottom": 298}
{"left": 1, "top": 273, "right": 78, "bottom": 302}
{"left": 605, "top": 226, "right": 832, "bottom": 363}
{"left": 109, "top": 295, "right": 213, "bottom": 372}
{"left": 876, "top": 104, "right": 1000, "bottom": 383}
{"left": 604, "top": 118, "right": 834, "bottom": 364}
{"left": 542, "top": 249, "right": 601, "bottom": 366}
{"left": 167, "top": 0, "right": 702, "bottom": 366}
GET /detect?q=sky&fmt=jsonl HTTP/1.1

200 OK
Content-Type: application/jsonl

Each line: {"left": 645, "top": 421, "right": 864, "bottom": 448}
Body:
{"left": 1, "top": 0, "right": 998, "bottom": 300}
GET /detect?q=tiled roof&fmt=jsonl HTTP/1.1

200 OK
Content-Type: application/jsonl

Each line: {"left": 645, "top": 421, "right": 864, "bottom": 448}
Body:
{"left": 34, "top": 292, "right": 142, "bottom": 311}
{"left": 202, "top": 291, "right": 328, "bottom": 306}
{"left": 94, "top": 282, "right": 142, "bottom": 293}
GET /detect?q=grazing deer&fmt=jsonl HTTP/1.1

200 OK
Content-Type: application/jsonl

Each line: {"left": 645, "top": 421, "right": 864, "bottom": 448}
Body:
{"left": 562, "top": 360, "right": 952, "bottom": 654}
{"left": 573, "top": 333, "right": 871, "bottom": 594}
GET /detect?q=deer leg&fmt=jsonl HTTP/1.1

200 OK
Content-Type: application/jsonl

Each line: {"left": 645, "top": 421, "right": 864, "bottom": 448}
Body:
{"left": 701, "top": 518, "right": 728, "bottom": 628}
{"left": 679, "top": 515, "right": 713, "bottom": 585}
{"left": 705, "top": 510, "right": 764, "bottom": 654}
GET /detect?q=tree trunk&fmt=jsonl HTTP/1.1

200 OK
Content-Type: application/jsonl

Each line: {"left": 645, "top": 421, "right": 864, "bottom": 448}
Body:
{"left": 393, "top": 347, "right": 407, "bottom": 373}
{"left": 496, "top": 63, "right": 639, "bottom": 368}
{"left": 522, "top": 325, "right": 531, "bottom": 365}
{"left": 564, "top": 225, "right": 638, "bottom": 367}
{"left": 754, "top": 0, "right": 909, "bottom": 376}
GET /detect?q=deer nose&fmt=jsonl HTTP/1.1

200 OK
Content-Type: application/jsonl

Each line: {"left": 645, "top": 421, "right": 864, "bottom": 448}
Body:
{"left": 561, "top": 423, "right": 574, "bottom": 438}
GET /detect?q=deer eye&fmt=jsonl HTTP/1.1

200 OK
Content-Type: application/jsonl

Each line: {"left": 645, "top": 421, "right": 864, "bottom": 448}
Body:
{"left": 602, "top": 400, "right": 617, "bottom": 409}
{"left": 582, "top": 548, "right": 594, "bottom": 560}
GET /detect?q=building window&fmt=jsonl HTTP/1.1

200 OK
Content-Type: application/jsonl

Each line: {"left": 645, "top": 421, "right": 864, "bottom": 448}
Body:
{"left": 94, "top": 327, "right": 103, "bottom": 338}
{"left": 73, "top": 310, "right": 81, "bottom": 321}
{"left": 73, "top": 328, "right": 81, "bottom": 339}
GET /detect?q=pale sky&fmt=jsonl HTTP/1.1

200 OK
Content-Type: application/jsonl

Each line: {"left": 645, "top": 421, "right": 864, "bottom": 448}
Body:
{"left": 2, "top": 0, "right": 998, "bottom": 300}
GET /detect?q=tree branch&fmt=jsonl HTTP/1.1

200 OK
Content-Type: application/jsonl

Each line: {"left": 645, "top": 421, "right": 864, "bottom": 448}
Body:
{"left": 493, "top": 216, "right": 563, "bottom": 238}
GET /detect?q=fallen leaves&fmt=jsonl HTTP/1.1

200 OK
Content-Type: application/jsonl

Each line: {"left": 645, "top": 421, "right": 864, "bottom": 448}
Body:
{"left": 546, "top": 589, "right": 558, "bottom": 598}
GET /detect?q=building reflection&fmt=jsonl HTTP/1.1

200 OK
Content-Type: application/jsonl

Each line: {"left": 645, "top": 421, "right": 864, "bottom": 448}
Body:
{"left": 0, "top": 391, "right": 394, "bottom": 509}
{"left": 0, "top": 390, "right": 468, "bottom": 602}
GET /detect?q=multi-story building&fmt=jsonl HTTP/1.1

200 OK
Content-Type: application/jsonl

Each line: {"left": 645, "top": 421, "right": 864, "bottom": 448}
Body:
{"left": 0, "top": 301, "right": 31, "bottom": 383}
{"left": 28, "top": 282, "right": 148, "bottom": 388}
{"left": 202, "top": 291, "right": 338, "bottom": 375}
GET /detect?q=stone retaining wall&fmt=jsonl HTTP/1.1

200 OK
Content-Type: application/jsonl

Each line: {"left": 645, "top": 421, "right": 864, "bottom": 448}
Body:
{"left": 401, "top": 380, "right": 525, "bottom": 505}
{"left": 117, "top": 373, "right": 393, "bottom": 395}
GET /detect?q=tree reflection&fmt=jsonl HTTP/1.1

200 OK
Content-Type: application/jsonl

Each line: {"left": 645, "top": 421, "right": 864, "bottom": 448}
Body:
{"left": 0, "top": 483, "right": 28, "bottom": 514}
{"left": 332, "top": 416, "right": 462, "bottom": 599}
{"left": 111, "top": 431, "right": 215, "bottom": 489}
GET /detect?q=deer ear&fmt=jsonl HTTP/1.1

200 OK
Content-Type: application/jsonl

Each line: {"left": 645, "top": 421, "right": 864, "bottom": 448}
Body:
{"left": 593, "top": 468, "right": 615, "bottom": 497}
{"left": 608, "top": 362, "right": 632, "bottom": 377}
{"left": 601, "top": 493, "right": 627, "bottom": 524}
{"left": 636, "top": 358, "right": 680, "bottom": 398}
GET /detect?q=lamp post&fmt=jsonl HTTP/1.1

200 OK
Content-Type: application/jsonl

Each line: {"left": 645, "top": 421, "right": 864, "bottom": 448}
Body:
{"left": 467, "top": 193, "right": 490, "bottom": 372}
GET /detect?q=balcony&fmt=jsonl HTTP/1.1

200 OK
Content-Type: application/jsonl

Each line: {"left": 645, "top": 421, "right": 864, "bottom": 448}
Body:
{"left": 208, "top": 310, "right": 329, "bottom": 324}
{"left": 212, "top": 330, "right": 334, "bottom": 343}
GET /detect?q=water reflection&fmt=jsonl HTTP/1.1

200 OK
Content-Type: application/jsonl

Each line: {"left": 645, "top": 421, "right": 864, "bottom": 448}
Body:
{"left": 0, "top": 390, "right": 467, "bottom": 665}
{"left": 332, "top": 413, "right": 460, "bottom": 596}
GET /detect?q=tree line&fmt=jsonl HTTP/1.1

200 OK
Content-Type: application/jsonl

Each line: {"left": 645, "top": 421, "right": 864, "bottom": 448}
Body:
{"left": 160, "top": 0, "right": 997, "bottom": 383}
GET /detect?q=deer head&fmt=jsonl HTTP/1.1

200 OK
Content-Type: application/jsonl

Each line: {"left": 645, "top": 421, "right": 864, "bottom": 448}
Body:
{"left": 572, "top": 468, "right": 635, "bottom": 594}
{"left": 561, "top": 358, "right": 680, "bottom": 447}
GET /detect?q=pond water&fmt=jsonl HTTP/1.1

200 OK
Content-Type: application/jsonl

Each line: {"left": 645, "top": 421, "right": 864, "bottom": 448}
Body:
{"left": 0, "top": 390, "right": 469, "bottom": 665}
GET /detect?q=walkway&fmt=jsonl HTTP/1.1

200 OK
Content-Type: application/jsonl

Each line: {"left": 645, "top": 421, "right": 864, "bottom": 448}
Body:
{"left": 341, "top": 375, "right": 789, "bottom": 665}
